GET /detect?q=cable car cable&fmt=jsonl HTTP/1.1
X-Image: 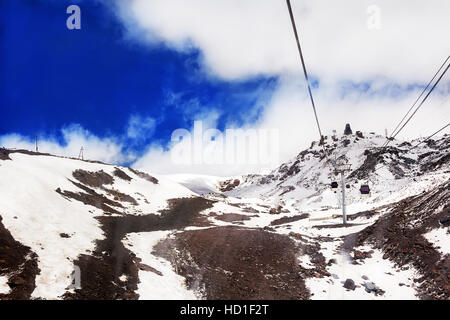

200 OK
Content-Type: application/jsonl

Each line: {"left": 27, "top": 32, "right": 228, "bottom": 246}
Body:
{"left": 408, "top": 122, "right": 449, "bottom": 151}
{"left": 384, "top": 62, "right": 450, "bottom": 146}
{"left": 286, "top": 0, "right": 337, "bottom": 183}
{"left": 286, "top": 0, "right": 323, "bottom": 140}
{"left": 382, "top": 55, "right": 450, "bottom": 147}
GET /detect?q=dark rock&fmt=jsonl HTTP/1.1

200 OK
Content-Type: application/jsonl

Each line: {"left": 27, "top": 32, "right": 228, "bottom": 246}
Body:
{"left": 327, "top": 259, "right": 337, "bottom": 266}
{"left": 73, "top": 169, "right": 114, "bottom": 188}
{"left": 343, "top": 278, "right": 356, "bottom": 290}
{"left": 128, "top": 168, "right": 159, "bottom": 184}
{"left": 113, "top": 168, "right": 132, "bottom": 181}
{"left": 342, "top": 139, "right": 351, "bottom": 147}
{"left": 270, "top": 214, "right": 309, "bottom": 226}
{"left": 353, "top": 250, "right": 372, "bottom": 260}
{"left": 344, "top": 124, "right": 353, "bottom": 135}
{"left": 138, "top": 263, "right": 163, "bottom": 276}
{"left": 439, "top": 217, "right": 450, "bottom": 226}
{"left": 364, "top": 282, "right": 376, "bottom": 293}
{"left": 219, "top": 178, "right": 241, "bottom": 192}
{"left": 269, "top": 206, "right": 282, "bottom": 215}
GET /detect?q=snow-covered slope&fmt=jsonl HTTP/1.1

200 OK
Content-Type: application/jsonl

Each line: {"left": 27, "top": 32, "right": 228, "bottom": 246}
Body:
{"left": 0, "top": 150, "right": 195, "bottom": 299}
{"left": 0, "top": 131, "right": 448, "bottom": 300}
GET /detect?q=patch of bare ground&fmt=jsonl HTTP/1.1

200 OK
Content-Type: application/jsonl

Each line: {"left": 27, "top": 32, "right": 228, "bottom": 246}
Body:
{"left": 214, "top": 213, "right": 257, "bottom": 223}
{"left": 56, "top": 181, "right": 124, "bottom": 215}
{"left": 127, "top": 168, "right": 158, "bottom": 184}
{"left": 72, "top": 169, "right": 114, "bottom": 188}
{"left": 63, "top": 197, "right": 214, "bottom": 300}
{"left": 352, "top": 181, "right": 450, "bottom": 299}
{"left": 346, "top": 210, "right": 378, "bottom": 221}
{"left": 241, "top": 207, "right": 260, "bottom": 213}
{"left": 113, "top": 168, "right": 132, "bottom": 181}
{"left": 103, "top": 188, "right": 138, "bottom": 206}
{"left": 0, "top": 148, "right": 11, "bottom": 160}
{"left": 270, "top": 214, "right": 309, "bottom": 226}
{"left": 294, "top": 238, "right": 329, "bottom": 280}
{"left": 57, "top": 168, "right": 141, "bottom": 214}
{"left": 0, "top": 215, "right": 40, "bottom": 300}
{"left": 312, "top": 222, "right": 367, "bottom": 229}
{"left": 153, "top": 226, "right": 311, "bottom": 300}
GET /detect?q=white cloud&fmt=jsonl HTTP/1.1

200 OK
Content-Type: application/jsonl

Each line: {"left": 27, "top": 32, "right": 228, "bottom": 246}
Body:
{"left": 115, "top": 0, "right": 450, "bottom": 83}
{"left": 251, "top": 75, "right": 450, "bottom": 163}
{"left": 126, "top": 114, "right": 157, "bottom": 140}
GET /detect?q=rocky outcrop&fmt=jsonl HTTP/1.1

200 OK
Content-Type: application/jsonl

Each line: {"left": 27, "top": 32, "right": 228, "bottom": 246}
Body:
{"left": 344, "top": 124, "right": 353, "bottom": 135}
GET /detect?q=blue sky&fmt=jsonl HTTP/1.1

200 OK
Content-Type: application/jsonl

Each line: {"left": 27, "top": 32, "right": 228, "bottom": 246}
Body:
{"left": 1, "top": 0, "right": 448, "bottom": 175}
{"left": 0, "top": 0, "right": 276, "bottom": 157}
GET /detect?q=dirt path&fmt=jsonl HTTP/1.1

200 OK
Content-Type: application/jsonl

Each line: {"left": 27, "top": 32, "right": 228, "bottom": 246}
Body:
{"left": 64, "top": 197, "right": 215, "bottom": 300}
{"left": 154, "top": 226, "right": 311, "bottom": 300}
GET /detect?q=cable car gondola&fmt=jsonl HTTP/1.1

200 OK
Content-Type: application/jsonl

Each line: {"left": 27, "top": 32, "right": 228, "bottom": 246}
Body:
{"left": 331, "top": 181, "right": 338, "bottom": 193}
{"left": 360, "top": 184, "right": 371, "bottom": 197}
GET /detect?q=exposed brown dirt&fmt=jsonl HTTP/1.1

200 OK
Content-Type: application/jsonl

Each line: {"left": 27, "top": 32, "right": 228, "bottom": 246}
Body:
{"left": 60, "top": 170, "right": 139, "bottom": 211}
{"left": 214, "top": 213, "right": 255, "bottom": 223}
{"left": 241, "top": 207, "right": 260, "bottom": 213}
{"left": 63, "top": 197, "right": 214, "bottom": 300}
{"left": 72, "top": 169, "right": 114, "bottom": 188}
{"left": 0, "top": 148, "right": 11, "bottom": 160}
{"left": 113, "top": 168, "right": 132, "bottom": 181}
{"left": 270, "top": 214, "right": 309, "bottom": 226}
{"left": 312, "top": 222, "right": 367, "bottom": 229}
{"left": 153, "top": 226, "right": 311, "bottom": 300}
{"left": 346, "top": 210, "right": 378, "bottom": 221}
{"left": 103, "top": 188, "right": 138, "bottom": 206}
{"left": 0, "top": 215, "right": 40, "bottom": 300}
{"left": 56, "top": 181, "right": 123, "bottom": 215}
{"left": 127, "top": 168, "right": 158, "bottom": 184}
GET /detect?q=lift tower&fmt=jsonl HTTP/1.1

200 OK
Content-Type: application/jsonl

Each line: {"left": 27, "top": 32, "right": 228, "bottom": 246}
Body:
{"left": 335, "top": 163, "right": 351, "bottom": 225}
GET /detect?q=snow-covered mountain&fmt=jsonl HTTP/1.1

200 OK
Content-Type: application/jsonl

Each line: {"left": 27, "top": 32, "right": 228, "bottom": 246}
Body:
{"left": 221, "top": 132, "right": 449, "bottom": 212}
{"left": 0, "top": 131, "right": 448, "bottom": 300}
